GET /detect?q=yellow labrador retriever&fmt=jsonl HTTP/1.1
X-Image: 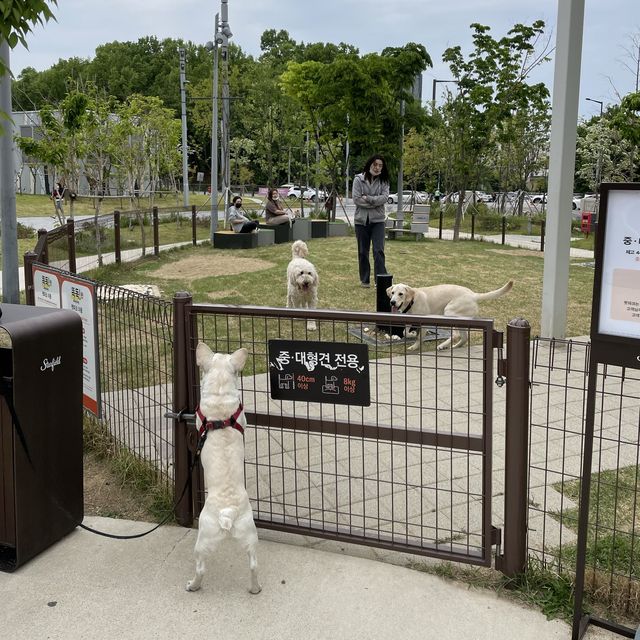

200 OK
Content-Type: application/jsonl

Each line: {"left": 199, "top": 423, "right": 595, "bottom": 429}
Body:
{"left": 386, "top": 280, "right": 513, "bottom": 350}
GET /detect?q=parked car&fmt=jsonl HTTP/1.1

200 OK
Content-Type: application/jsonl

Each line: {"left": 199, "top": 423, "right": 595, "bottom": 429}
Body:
{"left": 387, "top": 190, "right": 427, "bottom": 204}
{"left": 286, "top": 186, "right": 309, "bottom": 199}
{"left": 303, "top": 187, "right": 327, "bottom": 201}
{"left": 528, "top": 193, "right": 547, "bottom": 205}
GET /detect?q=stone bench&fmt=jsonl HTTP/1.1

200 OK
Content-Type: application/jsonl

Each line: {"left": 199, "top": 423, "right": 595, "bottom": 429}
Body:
{"left": 258, "top": 223, "right": 293, "bottom": 244}
{"left": 213, "top": 230, "right": 258, "bottom": 249}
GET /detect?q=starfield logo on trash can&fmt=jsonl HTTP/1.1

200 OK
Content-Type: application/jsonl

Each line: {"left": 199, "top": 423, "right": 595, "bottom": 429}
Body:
{"left": 40, "top": 356, "right": 62, "bottom": 372}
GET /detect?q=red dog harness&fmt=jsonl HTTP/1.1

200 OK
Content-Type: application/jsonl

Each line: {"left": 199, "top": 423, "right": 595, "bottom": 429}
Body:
{"left": 196, "top": 403, "right": 245, "bottom": 437}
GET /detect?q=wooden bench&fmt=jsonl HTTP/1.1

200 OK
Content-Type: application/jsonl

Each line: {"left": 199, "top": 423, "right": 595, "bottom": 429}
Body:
{"left": 213, "top": 230, "right": 258, "bottom": 249}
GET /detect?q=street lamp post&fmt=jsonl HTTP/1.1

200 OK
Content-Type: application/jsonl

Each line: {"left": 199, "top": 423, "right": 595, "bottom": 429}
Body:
{"left": 431, "top": 78, "right": 459, "bottom": 111}
{"left": 585, "top": 97, "right": 604, "bottom": 199}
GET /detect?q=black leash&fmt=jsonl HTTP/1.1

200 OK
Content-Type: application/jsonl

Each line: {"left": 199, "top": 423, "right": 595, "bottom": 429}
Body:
{"left": 78, "top": 430, "right": 207, "bottom": 540}
{"left": 0, "top": 377, "right": 206, "bottom": 541}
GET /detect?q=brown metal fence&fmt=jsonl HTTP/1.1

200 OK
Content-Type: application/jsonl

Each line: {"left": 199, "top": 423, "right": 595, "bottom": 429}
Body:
{"left": 172, "top": 299, "right": 503, "bottom": 566}
{"left": 528, "top": 337, "right": 640, "bottom": 636}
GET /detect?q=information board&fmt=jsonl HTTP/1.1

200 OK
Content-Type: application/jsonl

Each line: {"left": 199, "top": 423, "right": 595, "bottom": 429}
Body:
{"left": 32, "top": 265, "right": 101, "bottom": 416}
{"left": 268, "top": 339, "right": 370, "bottom": 406}
{"left": 591, "top": 183, "right": 640, "bottom": 369}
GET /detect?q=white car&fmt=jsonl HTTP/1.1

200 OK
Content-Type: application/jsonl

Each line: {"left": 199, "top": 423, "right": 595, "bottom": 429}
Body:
{"left": 528, "top": 194, "right": 547, "bottom": 205}
{"left": 387, "top": 190, "right": 426, "bottom": 204}
{"left": 286, "top": 186, "right": 308, "bottom": 199}
{"left": 302, "top": 187, "right": 327, "bottom": 201}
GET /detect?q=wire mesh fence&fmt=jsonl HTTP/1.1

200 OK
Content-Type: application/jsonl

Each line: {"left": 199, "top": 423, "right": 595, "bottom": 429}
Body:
{"left": 93, "top": 282, "right": 175, "bottom": 489}
{"left": 528, "top": 337, "right": 640, "bottom": 627}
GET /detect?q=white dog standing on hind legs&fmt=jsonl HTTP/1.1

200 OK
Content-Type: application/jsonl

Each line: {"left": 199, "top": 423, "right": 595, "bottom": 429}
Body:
{"left": 387, "top": 280, "right": 513, "bottom": 351}
{"left": 287, "top": 240, "right": 319, "bottom": 331}
{"left": 186, "top": 343, "right": 261, "bottom": 595}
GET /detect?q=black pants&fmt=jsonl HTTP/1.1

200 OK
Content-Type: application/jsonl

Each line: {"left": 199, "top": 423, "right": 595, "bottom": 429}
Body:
{"left": 238, "top": 221, "right": 258, "bottom": 233}
{"left": 355, "top": 221, "right": 386, "bottom": 285}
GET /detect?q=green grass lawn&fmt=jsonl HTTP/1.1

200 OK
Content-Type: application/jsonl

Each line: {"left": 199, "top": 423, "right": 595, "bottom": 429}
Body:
{"left": 84, "top": 235, "right": 595, "bottom": 338}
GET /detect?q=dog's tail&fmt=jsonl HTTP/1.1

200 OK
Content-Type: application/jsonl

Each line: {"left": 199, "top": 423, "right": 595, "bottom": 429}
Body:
{"left": 292, "top": 239, "right": 309, "bottom": 259}
{"left": 474, "top": 280, "right": 514, "bottom": 302}
{"left": 218, "top": 507, "right": 238, "bottom": 531}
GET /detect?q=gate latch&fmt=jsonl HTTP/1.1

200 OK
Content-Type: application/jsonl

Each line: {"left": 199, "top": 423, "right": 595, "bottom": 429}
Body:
{"left": 492, "top": 329, "right": 506, "bottom": 387}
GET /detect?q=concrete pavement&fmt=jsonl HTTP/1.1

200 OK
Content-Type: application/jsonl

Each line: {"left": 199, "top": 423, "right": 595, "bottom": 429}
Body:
{"left": 0, "top": 516, "right": 616, "bottom": 640}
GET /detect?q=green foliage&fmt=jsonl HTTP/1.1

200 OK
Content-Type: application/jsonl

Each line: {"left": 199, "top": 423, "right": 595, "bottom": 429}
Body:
{"left": 0, "top": 0, "right": 56, "bottom": 51}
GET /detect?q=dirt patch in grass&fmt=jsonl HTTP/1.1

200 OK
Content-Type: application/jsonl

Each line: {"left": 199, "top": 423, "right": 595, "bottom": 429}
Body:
{"left": 153, "top": 255, "right": 275, "bottom": 282}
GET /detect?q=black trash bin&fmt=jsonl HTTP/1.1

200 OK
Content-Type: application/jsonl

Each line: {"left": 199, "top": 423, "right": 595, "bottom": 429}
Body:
{"left": 0, "top": 303, "right": 83, "bottom": 572}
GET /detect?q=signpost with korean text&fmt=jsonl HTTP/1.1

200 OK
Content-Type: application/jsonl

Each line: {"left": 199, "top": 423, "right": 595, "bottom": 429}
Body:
{"left": 32, "top": 265, "right": 101, "bottom": 417}
{"left": 268, "top": 340, "right": 370, "bottom": 406}
{"left": 590, "top": 183, "right": 640, "bottom": 367}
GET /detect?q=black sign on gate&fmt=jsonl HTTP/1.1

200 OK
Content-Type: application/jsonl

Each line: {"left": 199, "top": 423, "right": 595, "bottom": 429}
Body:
{"left": 268, "top": 339, "right": 370, "bottom": 406}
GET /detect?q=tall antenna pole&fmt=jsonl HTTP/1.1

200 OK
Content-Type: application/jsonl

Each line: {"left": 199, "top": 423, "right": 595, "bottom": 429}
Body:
{"left": 179, "top": 48, "right": 189, "bottom": 207}
{"left": 208, "top": 14, "right": 220, "bottom": 243}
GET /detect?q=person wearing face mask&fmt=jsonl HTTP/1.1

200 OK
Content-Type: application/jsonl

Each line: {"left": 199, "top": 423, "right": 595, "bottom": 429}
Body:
{"left": 352, "top": 154, "right": 390, "bottom": 288}
{"left": 228, "top": 195, "right": 258, "bottom": 233}
{"left": 265, "top": 188, "right": 293, "bottom": 226}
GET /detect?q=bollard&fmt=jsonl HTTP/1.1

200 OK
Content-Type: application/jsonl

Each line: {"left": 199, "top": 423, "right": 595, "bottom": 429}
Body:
{"left": 153, "top": 206, "right": 159, "bottom": 256}
{"left": 114, "top": 211, "right": 121, "bottom": 264}
{"left": 438, "top": 209, "right": 443, "bottom": 239}
{"left": 191, "top": 204, "right": 197, "bottom": 246}
{"left": 501, "top": 215, "right": 506, "bottom": 245}
{"left": 471, "top": 213, "right": 476, "bottom": 240}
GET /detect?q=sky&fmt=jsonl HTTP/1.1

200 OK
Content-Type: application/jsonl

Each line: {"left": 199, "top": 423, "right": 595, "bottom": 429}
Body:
{"left": 8, "top": 0, "right": 640, "bottom": 118}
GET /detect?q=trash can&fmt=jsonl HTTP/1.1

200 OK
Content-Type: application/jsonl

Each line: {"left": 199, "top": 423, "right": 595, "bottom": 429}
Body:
{"left": 581, "top": 212, "right": 593, "bottom": 235}
{"left": 0, "top": 303, "right": 83, "bottom": 572}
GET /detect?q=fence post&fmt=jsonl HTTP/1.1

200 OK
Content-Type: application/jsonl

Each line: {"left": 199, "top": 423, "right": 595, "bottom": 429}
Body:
{"left": 438, "top": 208, "right": 443, "bottom": 239}
{"left": 173, "top": 291, "right": 194, "bottom": 526}
{"left": 66, "top": 218, "right": 77, "bottom": 273}
{"left": 540, "top": 220, "right": 545, "bottom": 252}
{"left": 114, "top": 210, "right": 121, "bottom": 264}
{"left": 471, "top": 213, "right": 476, "bottom": 240}
{"left": 38, "top": 228, "right": 49, "bottom": 264}
{"left": 191, "top": 204, "right": 197, "bottom": 246}
{"left": 496, "top": 317, "right": 531, "bottom": 578}
{"left": 153, "top": 206, "right": 159, "bottom": 256}
{"left": 23, "top": 251, "right": 37, "bottom": 305}
{"left": 501, "top": 215, "right": 506, "bottom": 245}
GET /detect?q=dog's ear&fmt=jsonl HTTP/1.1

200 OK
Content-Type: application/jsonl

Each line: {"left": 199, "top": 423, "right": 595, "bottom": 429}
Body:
{"left": 386, "top": 285, "right": 394, "bottom": 297}
{"left": 196, "top": 342, "right": 214, "bottom": 371}
{"left": 229, "top": 348, "right": 249, "bottom": 373}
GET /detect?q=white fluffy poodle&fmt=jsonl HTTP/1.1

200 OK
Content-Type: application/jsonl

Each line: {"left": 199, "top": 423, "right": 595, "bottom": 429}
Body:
{"left": 286, "top": 240, "right": 319, "bottom": 330}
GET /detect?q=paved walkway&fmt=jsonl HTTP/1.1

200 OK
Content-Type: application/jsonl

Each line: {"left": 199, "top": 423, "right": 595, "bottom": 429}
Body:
{"left": 0, "top": 516, "right": 616, "bottom": 640}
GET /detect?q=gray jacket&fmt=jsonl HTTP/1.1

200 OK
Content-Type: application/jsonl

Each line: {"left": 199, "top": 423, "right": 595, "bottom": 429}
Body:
{"left": 352, "top": 173, "right": 389, "bottom": 225}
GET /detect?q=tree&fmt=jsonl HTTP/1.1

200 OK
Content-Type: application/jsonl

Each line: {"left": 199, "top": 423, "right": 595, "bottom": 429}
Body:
{"left": 281, "top": 43, "right": 431, "bottom": 217}
{"left": 441, "top": 21, "right": 551, "bottom": 238}
{"left": 15, "top": 89, "right": 91, "bottom": 219}
{"left": 0, "top": 0, "right": 57, "bottom": 77}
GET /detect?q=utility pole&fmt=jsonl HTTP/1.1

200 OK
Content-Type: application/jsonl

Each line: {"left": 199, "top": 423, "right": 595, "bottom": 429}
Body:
{"left": 396, "top": 99, "right": 405, "bottom": 217}
{"left": 179, "top": 48, "right": 189, "bottom": 207}
{"left": 0, "top": 39, "right": 19, "bottom": 303}
{"left": 220, "top": 0, "right": 232, "bottom": 223}
{"left": 345, "top": 114, "right": 350, "bottom": 199}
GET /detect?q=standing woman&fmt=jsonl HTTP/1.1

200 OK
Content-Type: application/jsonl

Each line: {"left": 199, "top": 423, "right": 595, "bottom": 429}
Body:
{"left": 352, "top": 155, "right": 389, "bottom": 288}
{"left": 265, "top": 188, "right": 292, "bottom": 226}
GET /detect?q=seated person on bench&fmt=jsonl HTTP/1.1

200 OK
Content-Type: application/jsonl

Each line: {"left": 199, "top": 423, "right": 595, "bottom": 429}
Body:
{"left": 265, "top": 188, "right": 294, "bottom": 226}
{"left": 228, "top": 195, "right": 258, "bottom": 233}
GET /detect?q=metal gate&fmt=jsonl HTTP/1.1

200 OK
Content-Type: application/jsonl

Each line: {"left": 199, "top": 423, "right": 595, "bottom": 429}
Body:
{"left": 172, "top": 296, "right": 520, "bottom": 568}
